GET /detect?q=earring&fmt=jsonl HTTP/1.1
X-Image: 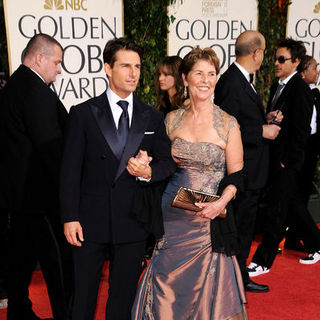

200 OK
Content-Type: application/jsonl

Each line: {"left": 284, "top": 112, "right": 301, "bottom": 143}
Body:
{"left": 184, "top": 86, "right": 188, "bottom": 98}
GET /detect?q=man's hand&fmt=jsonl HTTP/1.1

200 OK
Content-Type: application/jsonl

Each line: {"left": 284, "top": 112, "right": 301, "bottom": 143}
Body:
{"left": 267, "top": 110, "right": 283, "bottom": 124}
{"left": 127, "top": 150, "right": 152, "bottom": 179}
{"left": 64, "top": 221, "right": 84, "bottom": 247}
{"left": 262, "top": 124, "right": 281, "bottom": 140}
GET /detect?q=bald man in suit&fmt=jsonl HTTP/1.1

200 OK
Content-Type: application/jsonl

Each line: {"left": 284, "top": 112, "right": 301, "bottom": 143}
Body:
{"left": 215, "top": 30, "right": 281, "bottom": 293}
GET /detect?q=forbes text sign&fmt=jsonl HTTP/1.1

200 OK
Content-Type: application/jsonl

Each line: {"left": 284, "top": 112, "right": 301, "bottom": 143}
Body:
{"left": 4, "top": 0, "right": 123, "bottom": 110}
{"left": 168, "top": 0, "right": 258, "bottom": 74}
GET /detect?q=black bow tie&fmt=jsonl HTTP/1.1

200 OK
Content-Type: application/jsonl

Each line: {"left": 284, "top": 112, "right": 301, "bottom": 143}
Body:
{"left": 249, "top": 73, "right": 254, "bottom": 84}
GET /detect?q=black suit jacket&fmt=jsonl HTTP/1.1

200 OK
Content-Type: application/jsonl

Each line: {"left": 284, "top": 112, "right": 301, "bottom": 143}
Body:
{"left": 214, "top": 63, "right": 269, "bottom": 189}
{"left": 60, "top": 92, "right": 176, "bottom": 244}
{"left": 267, "top": 73, "right": 313, "bottom": 172}
{"left": 0, "top": 65, "right": 68, "bottom": 215}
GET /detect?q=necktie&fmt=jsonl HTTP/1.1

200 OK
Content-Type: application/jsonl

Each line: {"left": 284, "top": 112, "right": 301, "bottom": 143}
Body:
{"left": 271, "top": 83, "right": 285, "bottom": 110}
{"left": 117, "top": 100, "right": 129, "bottom": 154}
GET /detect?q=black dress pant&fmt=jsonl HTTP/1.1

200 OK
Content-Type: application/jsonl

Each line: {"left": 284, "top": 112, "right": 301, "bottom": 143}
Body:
{"left": 0, "top": 210, "right": 9, "bottom": 300}
{"left": 286, "top": 134, "right": 320, "bottom": 244}
{"left": 234, "top": 189, "right": 261, "bottom": 284}
{"left": 252, "top": 166, "right": 320, "bottom": 269}
{"left": 7, "top": 214, "right": 73, "bottom": 320}
{"left": 71, "top": 240, "right": 146, "bottom": 320}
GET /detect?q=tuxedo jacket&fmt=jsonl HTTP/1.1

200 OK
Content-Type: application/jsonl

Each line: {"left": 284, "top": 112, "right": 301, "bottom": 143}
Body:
{"left": 215, "top": 63, "right": 269, "bottom": 190}
{"left": 0, "top": 65, "right": 68, "bottom": 215}
{"left": 266, "top": 73, "right": 313, "bottom": 172}
{"left": 59, "top": 92, "right": 176, "bottom": 244}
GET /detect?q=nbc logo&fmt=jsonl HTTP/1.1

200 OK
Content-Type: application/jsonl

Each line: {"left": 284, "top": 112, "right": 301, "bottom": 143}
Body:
{"left": 44, "top": 0, "right": 87, "bottom": 11}
{"left": 314, "top": 1, "right": 320, "bottom": 13}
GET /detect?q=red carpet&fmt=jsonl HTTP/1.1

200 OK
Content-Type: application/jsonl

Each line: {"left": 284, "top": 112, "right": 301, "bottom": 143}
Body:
{"left": 1, "top": 238, "right": 319, "bottom": 320}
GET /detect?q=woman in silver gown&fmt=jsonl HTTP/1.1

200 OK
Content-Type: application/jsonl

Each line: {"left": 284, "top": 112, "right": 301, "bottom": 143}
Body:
{"left": 132, "top": 47, "right": 247, "bottom": 320}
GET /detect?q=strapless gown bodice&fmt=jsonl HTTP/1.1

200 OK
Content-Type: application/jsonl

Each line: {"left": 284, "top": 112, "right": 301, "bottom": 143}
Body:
{"left": 170, "top": 137, "right": 226, "bottom": 194}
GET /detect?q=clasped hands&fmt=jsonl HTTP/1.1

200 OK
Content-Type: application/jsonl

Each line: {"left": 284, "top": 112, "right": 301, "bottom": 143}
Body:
{"left": 126, "top": 150, "right": 152, "bottom": 180}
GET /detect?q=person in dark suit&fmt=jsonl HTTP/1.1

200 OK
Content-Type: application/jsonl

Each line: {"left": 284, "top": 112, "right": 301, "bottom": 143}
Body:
{"left": 0, "top": 34, "right": 72, "bottom": 320}
{"left": 215, "top": 30, "right": 282, "bottom": 293}
{"left": 284, "top": 56, "right": 320, "bottom": 260}
{"left": 60, "top": 37, "right": 176, "bottom": 320}
{"left": 248, "top": 39, "right": 320, "bottom": 275}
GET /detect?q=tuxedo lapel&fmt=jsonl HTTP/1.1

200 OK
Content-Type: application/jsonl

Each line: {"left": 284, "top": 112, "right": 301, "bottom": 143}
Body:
{"left": 232, "top": 65, "right": 266, "bottom": 120}
{"left": 114, "top": 99, "right": 150, "bottom": 182}
{"left": 267, "top": 82, "right": 278, "bottom": 112}
{"left": 272, "top": 73, "right": 300, "bottom": 111}
{"left": 89, "top": 93, "right": 123, "bottom": 159}
{"left": 243, "top": 83, "right": 265, "bottom": 113}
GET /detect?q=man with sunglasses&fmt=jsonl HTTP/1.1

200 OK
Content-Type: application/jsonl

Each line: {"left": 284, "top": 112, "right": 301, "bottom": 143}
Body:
{"left": 248, "top": 38, "right": 319, "bottom": 276}
{"left": 215, "top": 30, "right": 282, "bottom": 293}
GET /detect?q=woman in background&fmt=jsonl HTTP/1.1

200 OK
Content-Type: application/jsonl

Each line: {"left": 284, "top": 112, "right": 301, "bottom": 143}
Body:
{"left": 155, "top": 55, "right": 184, "bottom": 115}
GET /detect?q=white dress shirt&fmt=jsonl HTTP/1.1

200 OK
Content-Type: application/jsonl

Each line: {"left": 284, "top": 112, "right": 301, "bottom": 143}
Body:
{"left": 309, "top": 84, "right": 318, "bottom": 135}
{"left": 277, "top": 71, "right": 297, "bottom": 95}
{"left": 107, "top": 87, "right": 133, "bottom": 129}
{"left": 234, "top": 61, "right": 256, "bottom": 92}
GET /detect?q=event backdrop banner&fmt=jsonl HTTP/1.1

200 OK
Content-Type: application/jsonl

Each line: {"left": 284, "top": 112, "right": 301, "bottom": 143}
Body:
{"left": 168, "top": 0, "right": 258, "bottom": 74}
{"left": 287, "top": 0, "right": 320, "bottom": 60}
{"left": 3, "top": 0, "right": 123, "bottom": 110}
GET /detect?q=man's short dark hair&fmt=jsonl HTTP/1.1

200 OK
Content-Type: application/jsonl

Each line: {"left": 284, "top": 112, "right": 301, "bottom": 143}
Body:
{"left": 235, "top": 36, "right": 262, "bottom": 57}
{"left": 103, "top": 37, "right": 143, "bottom": 67}
{"left": 278, "top": 38, "right": 306, "bottom": 62}
{"left": 24, "top": 33, "right": 63, "bottom": 58}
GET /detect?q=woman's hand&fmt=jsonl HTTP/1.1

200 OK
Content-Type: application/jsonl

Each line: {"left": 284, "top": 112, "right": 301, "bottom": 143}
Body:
{"left": 195, "top": 199, "right": 226, "bottom": 220}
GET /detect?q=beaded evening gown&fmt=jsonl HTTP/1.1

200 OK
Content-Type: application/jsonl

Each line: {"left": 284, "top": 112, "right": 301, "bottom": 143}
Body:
{"left": 132, "top": 106, "right": 247, "bottom": 320}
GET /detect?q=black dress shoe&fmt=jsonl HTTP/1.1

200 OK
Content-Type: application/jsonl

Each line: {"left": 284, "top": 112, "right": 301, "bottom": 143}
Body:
{"left": 30, "top": 312, "right": 54, "bottom": 320}
{"left": 245, "top": 279, "right": 269, "bottom": 293}
{"left": 284, "top": 240, "right": 306, "bottom": 252}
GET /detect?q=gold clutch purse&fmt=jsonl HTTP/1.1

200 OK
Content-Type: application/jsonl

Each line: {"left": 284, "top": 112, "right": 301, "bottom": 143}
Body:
{"left": 172, "top": 187, "right": 226, "bottom": 218}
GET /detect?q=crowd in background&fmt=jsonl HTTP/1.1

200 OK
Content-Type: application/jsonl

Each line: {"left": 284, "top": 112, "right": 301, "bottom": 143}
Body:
{"left": 0, "top": 30, "right": 319, "bottom": 320}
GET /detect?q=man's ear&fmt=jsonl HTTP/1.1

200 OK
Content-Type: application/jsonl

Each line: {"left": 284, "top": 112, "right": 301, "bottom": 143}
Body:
{"left": 293, "top": 58, "right": 301, "bottom": 70}
{"left": 104, "top": 63, "right": 112, "bottom": 78}
{"left": 252, "top": 49, "right": 258, "bottom": 61}
{"left": 35, "top": 53, "right": 44, "bottom": 67}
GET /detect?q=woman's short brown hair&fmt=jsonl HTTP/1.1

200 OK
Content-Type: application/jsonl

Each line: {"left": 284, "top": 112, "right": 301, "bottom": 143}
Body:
{"left": 180, "top": 47, "right": 220, "bottom": 77}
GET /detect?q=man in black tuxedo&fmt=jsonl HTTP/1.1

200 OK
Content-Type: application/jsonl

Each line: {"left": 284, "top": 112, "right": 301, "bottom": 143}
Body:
{"left": 215, "top": 30, "right": 282, "bottom": 293}
{"left": 60, "top": 38, "right": 175, "bottom": 320}
{"left": 0, "top": 34, "right": 71, "bottom": 319}
{"left": 284, "top": 56, "right": 320, "bottom": 259}
{"left": 248, "top": 39, "right": 320, "bottom": 275}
